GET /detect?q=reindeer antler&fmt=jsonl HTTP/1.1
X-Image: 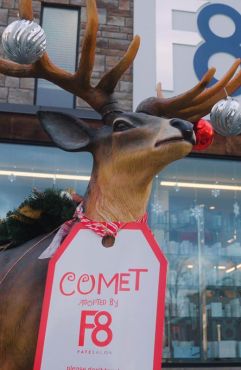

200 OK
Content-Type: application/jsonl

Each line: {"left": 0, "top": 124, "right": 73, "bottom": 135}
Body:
{"left": 136, "top": 59, "right": 241, "bottom": 122}
{"left": 0, "top": 0, "right": 140, "bottom": 115}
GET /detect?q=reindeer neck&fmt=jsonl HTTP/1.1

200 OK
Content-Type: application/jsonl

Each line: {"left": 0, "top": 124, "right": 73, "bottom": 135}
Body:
{"left": 84, "top": 169, "right": 152, "bottom": 222}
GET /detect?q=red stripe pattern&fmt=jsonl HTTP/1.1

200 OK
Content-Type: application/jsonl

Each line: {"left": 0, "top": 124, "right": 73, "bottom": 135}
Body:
{"left": 73, "top": 203, "right": 148, "bottom": 237}
{"left": 39, "top": 203, "right": 147, "bottom": 259}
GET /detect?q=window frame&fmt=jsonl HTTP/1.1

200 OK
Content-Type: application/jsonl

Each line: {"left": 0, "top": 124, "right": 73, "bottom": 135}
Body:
{"left": 34, "top": 2, "right": 81, "bottom": 109}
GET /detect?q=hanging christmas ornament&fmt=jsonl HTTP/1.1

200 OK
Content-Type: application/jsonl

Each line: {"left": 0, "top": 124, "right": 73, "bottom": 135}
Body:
{"left": 192, "top": 118, "right": 214, "bottom": 151}
{"left": 2, "top": 19, "right": 46, "bottom": 64}
{"left": 210, "top": 95, "right": 241, "bottom": 136}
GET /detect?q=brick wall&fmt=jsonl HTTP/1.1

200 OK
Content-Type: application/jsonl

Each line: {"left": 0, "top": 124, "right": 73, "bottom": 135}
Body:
{"left": 0, "top": 0, "right": 134, "bottom": 110}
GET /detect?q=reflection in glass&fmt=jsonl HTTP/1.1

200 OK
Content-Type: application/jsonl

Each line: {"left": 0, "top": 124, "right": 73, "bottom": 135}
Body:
{"left": 0, "top": 143, "right": 92, "bottom": 218}
{"left": 150, "top": 157, "right": 241, "bottom": 363}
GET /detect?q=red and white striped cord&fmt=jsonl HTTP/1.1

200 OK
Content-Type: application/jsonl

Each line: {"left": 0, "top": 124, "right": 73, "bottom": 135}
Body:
{"left": 39, "top": 203, "right": 147, "bottom": 259}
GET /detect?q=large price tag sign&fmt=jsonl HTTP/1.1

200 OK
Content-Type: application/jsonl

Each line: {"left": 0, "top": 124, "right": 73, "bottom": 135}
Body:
{"left": 34, "top": 223, "right": 167, "bottom": 370}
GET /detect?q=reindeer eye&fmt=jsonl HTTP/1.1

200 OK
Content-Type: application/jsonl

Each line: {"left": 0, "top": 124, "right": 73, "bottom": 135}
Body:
{"left": 113, "top": 120, "right": 134, "bottom": 132}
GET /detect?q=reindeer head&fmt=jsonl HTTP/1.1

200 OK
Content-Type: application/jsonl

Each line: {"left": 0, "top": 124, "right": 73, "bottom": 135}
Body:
{"left": 36, "top": 108, "right": 195, "bottom": 221}
{"left": 1, "top": 0, "right": 241, "bottom": 221}
{"left": 38, "top": 111, "right": 194, "bottom": 180}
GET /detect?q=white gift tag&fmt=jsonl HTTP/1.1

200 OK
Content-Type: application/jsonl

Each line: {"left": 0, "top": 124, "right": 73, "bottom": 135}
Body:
{"left": 34, "top": 223, "right": 167, "bottom": 370}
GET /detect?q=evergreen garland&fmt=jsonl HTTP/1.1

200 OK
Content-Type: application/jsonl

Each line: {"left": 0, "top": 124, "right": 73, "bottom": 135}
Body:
{"left": 0, "top": 188, "right": 77, "bottom": 248}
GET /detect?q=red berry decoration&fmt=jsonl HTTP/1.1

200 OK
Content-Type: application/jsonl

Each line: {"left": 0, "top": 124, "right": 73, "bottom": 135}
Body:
{"left": 192, "top": 118, "right": 214, "bottom": 151}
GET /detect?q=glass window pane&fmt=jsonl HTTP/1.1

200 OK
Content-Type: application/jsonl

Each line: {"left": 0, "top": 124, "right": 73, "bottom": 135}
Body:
{"left": 149, "top": 157, "right": 241, "bottom": 364}
{"left": 35, "top": 7, "right": 79, "bottom": 108}
{"left": 0, "top": 143, "right": 92, "bottom": 218}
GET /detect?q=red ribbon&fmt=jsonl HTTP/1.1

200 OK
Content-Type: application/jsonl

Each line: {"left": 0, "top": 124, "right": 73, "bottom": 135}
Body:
{"left": 39, "top": 203, "right": 147, "bottom": 259}
{"left": 74, "top": 204, "right": 147, "bottom": 237}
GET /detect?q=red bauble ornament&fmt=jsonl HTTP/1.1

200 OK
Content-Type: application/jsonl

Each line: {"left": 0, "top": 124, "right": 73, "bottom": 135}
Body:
{"left": 193, "top": 118, "right": 214, "bottom": 151}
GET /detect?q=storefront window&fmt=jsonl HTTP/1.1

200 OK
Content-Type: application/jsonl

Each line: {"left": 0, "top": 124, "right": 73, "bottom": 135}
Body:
{"left": 0, "top": 143, "right": 92, "bottom": 218}
{"left": 35, "top": 6, "right": 79, "bottom": 108}
{"left": 150, "top": 157, "right": 241, "bottom": 364}
{"left": 1, "top": 143, "right": 241, "bottom": 364}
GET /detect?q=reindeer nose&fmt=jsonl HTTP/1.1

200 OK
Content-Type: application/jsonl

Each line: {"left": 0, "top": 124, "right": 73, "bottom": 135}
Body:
{"left": 170, "top": 118, "right": 195, "bottom": 143}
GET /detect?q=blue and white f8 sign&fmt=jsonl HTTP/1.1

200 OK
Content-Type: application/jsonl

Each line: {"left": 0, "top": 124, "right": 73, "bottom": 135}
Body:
{"left": 134, "top": 0, "right": 241, "bottom": 107}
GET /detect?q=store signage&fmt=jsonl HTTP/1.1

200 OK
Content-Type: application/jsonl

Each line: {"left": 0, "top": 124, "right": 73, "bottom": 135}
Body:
{"left": 34, "top": 224, "right": 167, "bottom": 370}
{"left": 134, "top": 0, "right": 241, "bottom": 106}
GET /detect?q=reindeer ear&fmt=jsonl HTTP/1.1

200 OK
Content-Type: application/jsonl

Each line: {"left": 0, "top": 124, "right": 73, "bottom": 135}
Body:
{"left": 37, "top": 111, "right": 92, "bottom": 151}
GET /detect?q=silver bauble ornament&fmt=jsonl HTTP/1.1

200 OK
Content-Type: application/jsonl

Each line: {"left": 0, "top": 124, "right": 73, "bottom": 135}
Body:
{"left": 2, "top": 19, "right": 46, "bottom": 64}
{"left": 210, "top": 97, "right": 241, "bottom": 136}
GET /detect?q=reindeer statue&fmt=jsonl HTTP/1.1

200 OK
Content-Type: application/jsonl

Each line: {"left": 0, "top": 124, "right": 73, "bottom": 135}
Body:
{"left": 0, "top": 0, "right": 241, "bottom": 369}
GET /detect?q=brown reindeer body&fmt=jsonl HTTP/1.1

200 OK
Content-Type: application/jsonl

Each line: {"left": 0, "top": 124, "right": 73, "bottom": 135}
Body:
{"left": 1, "top": 0, "right": 241, "bottom": 369}
{"left": 0, "top": 236, "right": 50, "bottom": 370}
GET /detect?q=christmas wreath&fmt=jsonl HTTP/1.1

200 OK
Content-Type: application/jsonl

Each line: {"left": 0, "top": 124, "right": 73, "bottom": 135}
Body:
{"left": 0, "top": 188, "right": 83, "bottom": 249}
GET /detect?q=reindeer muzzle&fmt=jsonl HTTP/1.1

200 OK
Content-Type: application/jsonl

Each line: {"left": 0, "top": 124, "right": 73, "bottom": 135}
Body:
{"left": 170, "top": 118, "right": 196, "bottom": 145}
